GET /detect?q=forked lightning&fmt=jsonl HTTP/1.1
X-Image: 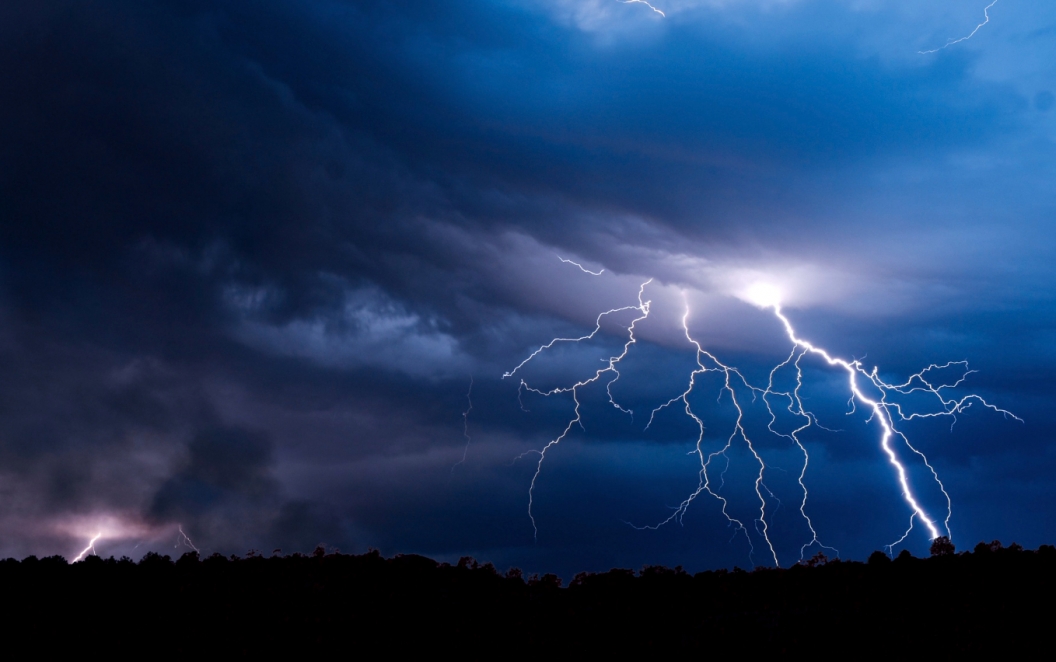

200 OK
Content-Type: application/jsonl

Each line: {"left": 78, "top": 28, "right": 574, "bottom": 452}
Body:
{"left": 505, "top": 264, "right": 1019, "bottom": 563}
{"left": 504, "top": 280, "right": 652, "bottom": 539}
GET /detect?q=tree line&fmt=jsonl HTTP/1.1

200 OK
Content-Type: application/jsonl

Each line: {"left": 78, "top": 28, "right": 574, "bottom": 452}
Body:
{"left": 5, "top": 540, "right": 1052, "bottom": 654}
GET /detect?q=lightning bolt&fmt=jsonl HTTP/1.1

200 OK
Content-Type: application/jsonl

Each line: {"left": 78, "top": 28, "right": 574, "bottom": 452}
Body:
{"left": 177, "top": 525, "right": 199, "bottom": 553}
{"left": 619, "top": 0, "right": 665, "bottom": 18}
{"left": 72, "top": 532, "right": 101, "bottom": 562}
{"left": 504, "top": 280, "right": 652, "bottom": 539}
{"left": 556, "top": 255, "right": 605, "bottom": 276}
{"left": 769, "top": 304, "right": 1019, "bottom": 550}
{"left": 919, "top": 0, "right": 999, "bottom": 54}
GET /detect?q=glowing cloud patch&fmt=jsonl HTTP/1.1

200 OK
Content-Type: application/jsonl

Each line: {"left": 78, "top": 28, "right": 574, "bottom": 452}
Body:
{"left": 741, "top": 282, "right": 783, "bottom": 308}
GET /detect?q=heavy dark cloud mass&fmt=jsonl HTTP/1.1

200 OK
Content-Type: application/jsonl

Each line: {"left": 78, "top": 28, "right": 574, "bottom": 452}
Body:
{"left": 0, "top": 0, "right": 1054, "bottom": 574}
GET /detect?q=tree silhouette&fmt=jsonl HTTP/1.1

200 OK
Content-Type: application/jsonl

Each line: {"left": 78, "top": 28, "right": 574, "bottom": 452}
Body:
{"left": 930, "top": 536, "right": 955, "bottom": 557}
{"left": 868, "top": 550, "right": 891, "bottom": 565}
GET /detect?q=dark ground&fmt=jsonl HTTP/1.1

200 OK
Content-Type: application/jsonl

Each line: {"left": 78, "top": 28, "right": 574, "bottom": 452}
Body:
{"left": 5, "top": 541, "right": 1051, "bottom": 654}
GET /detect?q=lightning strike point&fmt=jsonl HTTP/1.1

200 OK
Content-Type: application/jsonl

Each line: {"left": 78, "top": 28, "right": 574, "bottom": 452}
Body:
{"left": 556, "top": 254, "right": 604, "bottom": 276}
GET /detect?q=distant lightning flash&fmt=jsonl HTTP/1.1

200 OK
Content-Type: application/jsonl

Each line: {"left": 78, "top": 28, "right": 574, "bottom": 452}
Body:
{"left": 620, "top": 0, "right": 665, "bottom": 17}
{"left": 506, "top": 277, "right": 1019, "bottom": 563}
{"left": 63, "top": 519, "right": 198, "bottom": 561}
{"left": 504, "top": 280, "right": 652, "bottom": 539}
{"left": 452, "top": 377, "right": 474, "bottom": 471}
{"left": 72, "top": 532, "right": 101, "bottom": 562}
{"left": 919, "top": 0, "right": 999, "bottom": 54}
{"left": 556, "top": 255, "right": 604, "bottom": 276}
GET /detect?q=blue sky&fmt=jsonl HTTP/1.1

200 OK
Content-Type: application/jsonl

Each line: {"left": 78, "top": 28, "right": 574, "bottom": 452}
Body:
{"left": 0, "top": 0, "right": 1053, "bottom": 574}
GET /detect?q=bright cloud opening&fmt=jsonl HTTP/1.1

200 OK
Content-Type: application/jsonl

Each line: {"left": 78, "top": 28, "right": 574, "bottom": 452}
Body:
{"left": 740, "top": 282, "right": 783, "bottom": 308}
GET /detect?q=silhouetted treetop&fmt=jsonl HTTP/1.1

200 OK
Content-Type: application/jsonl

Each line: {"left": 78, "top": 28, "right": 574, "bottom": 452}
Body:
{"left": 930, "top": 536, "right": 955, "bottom": 557}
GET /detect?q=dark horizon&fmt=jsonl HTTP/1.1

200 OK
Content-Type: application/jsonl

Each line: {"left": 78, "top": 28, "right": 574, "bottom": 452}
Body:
{"left": 5, "top": 538, "right": 1053, "bottom": 655}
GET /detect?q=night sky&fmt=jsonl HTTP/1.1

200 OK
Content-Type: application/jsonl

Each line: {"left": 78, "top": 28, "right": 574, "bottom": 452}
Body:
{"left": 2, "top": 0, "right": 1054, "bottom": 576}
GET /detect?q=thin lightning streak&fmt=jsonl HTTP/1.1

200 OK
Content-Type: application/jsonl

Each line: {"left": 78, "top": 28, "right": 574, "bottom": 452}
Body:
{"left": 452, "top": 377, "right": 474, "bottom": 471}
{"left": 72, "top": 533, "right": 101, "bottom": 562}
{"left": 517, "top": 381, "right": 530, "bottom": 412}
{"left": 919, "top": 0, "right": 999, "bottom": 54}
{"left": 556, "top": 255, "right": 604, "bottom": 276}
{"left": 620, "top": 0, "right": 665, "bottom": 17}
{"left": 504, "top": 280, "right": 652, "bottom": 540}
{"left": 887, "top": 513, "right": 916, "bottom": 556}
{"left": 504, "top": 300, "right": 643, "bottom": 379}
{"left": 177, "top": 525, "right": 199, "bottom": 553}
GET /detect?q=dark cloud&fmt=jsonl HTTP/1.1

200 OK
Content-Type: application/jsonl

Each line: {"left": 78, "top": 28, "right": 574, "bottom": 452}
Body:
{"left": 150, "top": 426, "right": 278, "bottom": 519}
